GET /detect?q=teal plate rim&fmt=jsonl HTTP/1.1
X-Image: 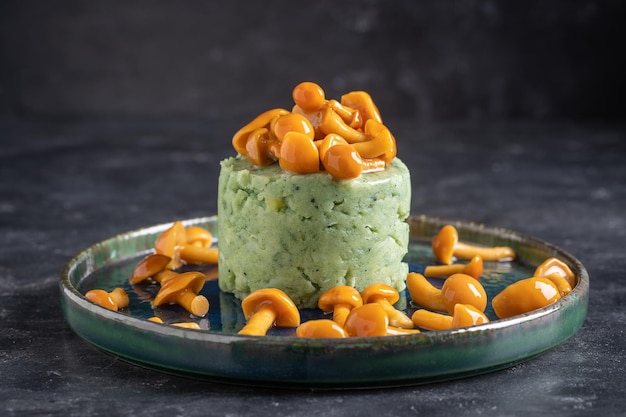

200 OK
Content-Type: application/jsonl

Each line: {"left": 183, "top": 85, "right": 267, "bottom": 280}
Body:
{"left": 59, "top": 215, "right": 589, "bottom": 389}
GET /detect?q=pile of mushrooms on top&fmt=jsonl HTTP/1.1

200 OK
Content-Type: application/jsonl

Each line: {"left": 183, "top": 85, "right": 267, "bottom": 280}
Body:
{"left": 83, "top": 221, "right": 576, "bottom": 337}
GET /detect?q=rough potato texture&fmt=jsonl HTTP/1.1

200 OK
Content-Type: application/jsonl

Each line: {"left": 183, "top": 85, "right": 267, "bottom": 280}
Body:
{"left": 217, "top": 156, "right": 411, "bottom": 308}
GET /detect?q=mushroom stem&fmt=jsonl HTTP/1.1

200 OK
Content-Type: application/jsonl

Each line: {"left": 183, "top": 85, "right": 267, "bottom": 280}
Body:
{"left": 406, "top": 273, "right": 447, "bottom": 312}
{"left": 239, "top": 304, "right": 278, "bottom": 336}
{"left": 423, "top": 255, "right": 483, "bottom": 280}
{"left": 178, "top": 245, "right": 219, "bottom": 265}
{"left": 411, "top": 310, "right": 453, "bottom": 331}
{"left": 332, "top": 303, "right": 353, "bottom": 328}
{"left": 153, "top": 270, "right": 178, "bottom": 285}
{"left": 453, "top": 242, "right": 516, "bottom": 262}
{"left": 175, "top": 290, "right": 210, "bottom": 317}
{"left": 375, "top": 299, "right": 415, "bottom": 329}
{"left": 412, "top": 304, "right": 489, "bottom": 331}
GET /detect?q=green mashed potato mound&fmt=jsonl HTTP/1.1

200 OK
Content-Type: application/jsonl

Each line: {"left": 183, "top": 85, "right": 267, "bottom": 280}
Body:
{"left": 217, "top": 156, "right": 411, "bottom": 308}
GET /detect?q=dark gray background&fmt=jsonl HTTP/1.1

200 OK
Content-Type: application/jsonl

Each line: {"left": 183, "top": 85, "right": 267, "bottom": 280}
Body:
{"left": 1, "top": 1, "right": 625, "bottom": 416}
{"left": 1, "top": 0, "right": 624, "bottom": 124}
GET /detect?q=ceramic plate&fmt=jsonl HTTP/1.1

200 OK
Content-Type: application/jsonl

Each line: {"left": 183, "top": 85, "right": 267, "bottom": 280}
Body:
{"left": 60, "top": 216, "right": 588, "bottom": 388}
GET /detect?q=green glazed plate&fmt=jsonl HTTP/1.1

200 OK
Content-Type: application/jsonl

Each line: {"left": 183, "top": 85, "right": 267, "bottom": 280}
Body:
{"left": 60, "top": 215, "right": 589, "bottom": 388}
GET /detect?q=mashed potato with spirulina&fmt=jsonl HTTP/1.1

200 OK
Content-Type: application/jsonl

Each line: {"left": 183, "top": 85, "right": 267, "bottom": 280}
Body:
{"left": 218, "top": 156, "right": 411, "bottom": 308}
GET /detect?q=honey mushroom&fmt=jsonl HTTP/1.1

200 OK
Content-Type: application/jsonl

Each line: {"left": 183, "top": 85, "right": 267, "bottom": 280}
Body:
{"left": 244, "top": 128, "right": 275, "bottom": 166}
{"left": 322, "top": 143, "right": 364, "bottom": 180}
{"left": 232, "top": 108, "right": 289, "bottom": 156}
{"left": 317, "top": 285, "right": 363, "bottom": 327}
{"left": 533, "top": 257, "right": 575, "bottom": 296}
{"left": 318, "top": 106, "right": 367, "bottom": 143}
{"left": 491, "top": 277, "right": 561, "bottom": 319}
{"left": 360, "top": 283, "right": 414, "bottom": 329}
{"left": 233, "top": 82, "right": 397, "bottom": 179}
{"left": 154, "top": 221, "right": 218, "bottom": 269}
{"left": 412, "top": 303, "right": 489, "bottom": 331}
{"left": 340, "top": 90, "right": 383, "bottom": 125}
{"left": 343, "top": 303, "right": 420, "bottom": 337}
{"left": 148, "top": 317, "right": 201, "bottom": 330}
{"left": 151, "top": 271, "right": 209, "bottom": 317}
{"left": 129, "top": 253, "right": 171, "bottom": 284}
{"left": 406, "top": 272, "right": 487, "bottom": 314}
{"left": 271, "top": 112, "right": 316, "bottom": 142}
{"left": 85, "top": 287, "right": 129, "bottom": 312}
{"left": 238, "top": 288, "right": 301, "bottom": 336}
{"left": 278, "top": 131, "right": 321, "bottom": 174}
{"left": 423, "top": 255, "right": 483, "bottom": 280}
{"left": 296, "top": 319, "right": 348, "bottom": 338}
{"left": 432, "top": 224, "right": 516, "bottom": 265}
{"left": 351, "top": 118, "right": 397, "bottom": 163}
{"left": 291, "top": 81, "right": 361, "bottom": 130}
{"left": 185, "top": 226, "right": 214, "bottom": 248}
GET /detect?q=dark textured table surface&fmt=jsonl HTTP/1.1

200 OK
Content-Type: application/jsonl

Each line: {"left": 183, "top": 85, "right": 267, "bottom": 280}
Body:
{"left": 2, "top": 0, "right": 626, "bottom": 415}
{"left": 1, "top": 118, "right": 624, "bottom": 416}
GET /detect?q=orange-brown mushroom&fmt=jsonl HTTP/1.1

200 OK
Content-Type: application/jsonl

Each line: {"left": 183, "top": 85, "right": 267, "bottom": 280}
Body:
{"left": 423, "top": 255, "right": 483, "bottom": 280}
{"left": 155, "top": 221, "right": 218, "bottom": 268}
{"left": 343, "top": 303, "right": 420, "bottom": 337}
{"left": 361, "top": 283, "right": 414, "bottom": 329}
{"left": 232, "top": 108, "right": 290, "bottom": 155}
{"left": 129, "top": 254, "right": 171, "bottom": 284}
{"left": 318, "top": 106, "right": 367, "bottom": 143}
{"left": 412, "top": 303, "right": 489, "bottom": 331}
{"left": 492, "top": 277, "right": 561, "bottom": 319}
{"left": 148, "top": 317, "right": 201, "bottom": 329}
{"left": 238, "top": 288, "right": 300, "bottom": 336}
{"left": 151, "top": 271, "right": 209, "bottom": 317}
{"left": 340, "top": 90, "right": 383, "bottom": 125}
{"left": 318, "top": 286, "right": 363, "bottom": 327}
{"left": 534, "top": 257, "right": 576, "bottom": 296}
{"left": 351, "top": 119, "right": 396, "bottom": 162}
{"left": 407, "top": 272, "right": 487, "bottom": 314}
{"left": 432, "top": 225, "right": 516, "bottom": 264}
{"left": 85, "top": 287, "right": 129, "bottom": 311}
{"left": 185, "top": 226, "right": 214, "bottom": 248}
{"left": 154, "top": 221, "right": 187, "bottom": 269}
{"left": 296, "top": 319, "right": 348, "bottom": 338}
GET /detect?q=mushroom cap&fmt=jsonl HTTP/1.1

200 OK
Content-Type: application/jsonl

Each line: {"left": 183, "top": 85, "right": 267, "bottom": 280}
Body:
{"left": 344, "top": 303, "right": 389, "bottom": 337}
{"left": 154, "top": 221, "right": 187, "bottom": 268}
{"left": 296, "top": 319, "right": 348, "bottom": 338}
{"left": 432, "top": 225, "right": 458, "bottom": 265}
{"left": 109, "top": 288, "right": 129, "bottom": 309}
{"left": 441, "top": 273, "right": 487, "bottom": 314}
{"left": 492, "top": 277, "right": 561, "bottom": 319}
{"left": 85, "top": 289, "right": 118, "bottom": 311}
{"left": 360, "top": 283, "right": 400, "bottom": 305}
{"left": 451, "top": 304, "right": 489, "bottom": 328}
{"left": 129, "top": 253, "right": 171, "bottom": 284}
{"left": 534, "top": 257, "right": 576, "bottom": 288}
{"left": 152, "top": 271, "right": 206, "bottom": 306}
{"left": 241, "top": 288, "right": 300, "bottom": 328}
{"left": 318, "top": 286, "right": 363, "bottom": 312}
{"left": 185, "top": 226, "right": 213, "bottom": 248}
